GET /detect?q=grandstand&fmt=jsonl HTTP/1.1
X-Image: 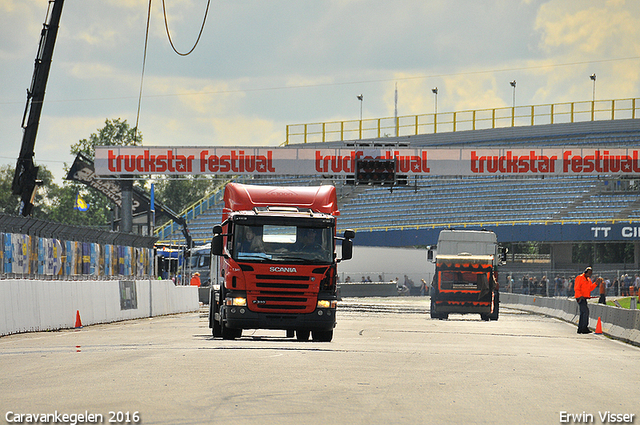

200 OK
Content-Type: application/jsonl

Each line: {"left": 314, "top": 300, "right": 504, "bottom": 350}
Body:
{"left": 156, "top": 117, "right": 640, "bottom": 251}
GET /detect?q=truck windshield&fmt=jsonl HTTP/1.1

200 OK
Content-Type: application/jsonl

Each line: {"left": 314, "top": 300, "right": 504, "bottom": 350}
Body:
{"left": 189, "top": 250, "right": 210, "bottom": 269}
{"left": 233, "top": 224, "right": 332, "bottom": 263}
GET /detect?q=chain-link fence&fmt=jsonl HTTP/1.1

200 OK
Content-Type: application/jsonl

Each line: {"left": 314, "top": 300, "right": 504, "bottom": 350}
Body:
{"left": 1, "top": 213, "right": 157, "bottom": 280}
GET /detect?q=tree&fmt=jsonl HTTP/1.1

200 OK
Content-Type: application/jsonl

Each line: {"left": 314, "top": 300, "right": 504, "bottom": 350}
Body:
{"left": 0, "top": 164, "right": 60, "bottom": 219}
{"left": 153, "top": 175, "right": 221, "bottom": 219}
{"left": 69, "top": 118, "right": 141, "bottom": 160}
{"left": 52, "top": 118, "right": 143, "bottom": 227}
{"left": 0, "top": 165, "right": 19, "bottom": 214}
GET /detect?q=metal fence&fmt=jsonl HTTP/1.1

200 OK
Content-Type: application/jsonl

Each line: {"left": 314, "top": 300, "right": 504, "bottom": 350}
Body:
{"left": 0, "top": 213, "right": 157, "bottom": 280}
{"left": 285, "top": 97, "right": 640, "bottom": 144}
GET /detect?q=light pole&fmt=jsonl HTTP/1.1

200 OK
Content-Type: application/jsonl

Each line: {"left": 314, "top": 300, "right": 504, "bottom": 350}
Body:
{"left": 590, "top": 74, "right": 596, "bottom": 121}
{"left": 510, "top": 80, "right": 516, "bottom": 108}
{"left": 431, "top": 87, "right": 438, "bottom": 115}
{"left": 357, "top": 94, "right": 363, "bottom": 121}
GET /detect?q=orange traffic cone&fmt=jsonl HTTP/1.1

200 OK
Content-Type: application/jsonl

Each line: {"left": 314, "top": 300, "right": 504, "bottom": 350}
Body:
{"left": 595, "top": 316, "right": 602, "bottom": 335}
{"left": 75, "top": 310, "right": 83, "bottom": 328}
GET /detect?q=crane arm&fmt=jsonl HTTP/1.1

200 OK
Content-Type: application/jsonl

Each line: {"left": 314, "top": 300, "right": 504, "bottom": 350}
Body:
{"left": 12, "top": 0, "right": 65, "bottom": 216}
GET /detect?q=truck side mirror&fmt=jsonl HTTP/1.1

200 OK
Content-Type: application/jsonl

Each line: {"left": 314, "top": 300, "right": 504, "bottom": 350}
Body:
{"left": 341, "top": 239, "right": 353, "bottom": 261}
{"left": 211, "top": 225, "right": 223, "bottom": 256}
{"left": 427, "top": 245, "right": 436, "bottom": 262}
{"left": 340, "top": 229, "right": 355, "bottom": 261}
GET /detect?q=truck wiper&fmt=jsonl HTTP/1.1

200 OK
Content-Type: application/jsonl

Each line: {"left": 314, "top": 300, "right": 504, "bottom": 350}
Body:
{"left": 275, "top": 256, "right": 317, "bottom": 263}
{"left": 237, "top": 253, "right": 272, "bottom": 261}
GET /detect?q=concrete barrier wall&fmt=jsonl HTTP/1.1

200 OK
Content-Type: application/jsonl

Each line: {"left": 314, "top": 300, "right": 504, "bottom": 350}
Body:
{"left": 501, "top": 293, "right": 640, "bottom": 346}
{"left": 0, "top": 279, "right": 199, "bottom": 336}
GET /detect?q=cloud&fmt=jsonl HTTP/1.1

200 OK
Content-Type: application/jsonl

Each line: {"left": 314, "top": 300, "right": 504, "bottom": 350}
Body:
{"left": 536, "top": 0, "right": 640, "bottom": 57}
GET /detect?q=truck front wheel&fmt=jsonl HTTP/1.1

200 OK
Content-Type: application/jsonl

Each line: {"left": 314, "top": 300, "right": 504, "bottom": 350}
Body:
{"left": 312, "top": 330, "right": 333, "bottom": 342}
{"left": 296, "top": 329, "right": 310, "bottom": 341}
{"left": 210, "top": 291, "right": 222, "bottom": 337}
{"left": 222, "top": 325, "right": 242, "bottom": 340}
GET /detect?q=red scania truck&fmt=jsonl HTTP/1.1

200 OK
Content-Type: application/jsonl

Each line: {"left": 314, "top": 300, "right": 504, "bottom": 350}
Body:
{"left": 209, "top": 183, "right": 355, "bottom": 341}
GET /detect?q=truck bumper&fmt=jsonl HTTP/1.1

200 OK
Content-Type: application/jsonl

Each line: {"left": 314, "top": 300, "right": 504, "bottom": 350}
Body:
{"left": 222, "top": 305, "right": 337, "bottom": 331}
{"left": 434, "top": 301, "right": 492, "bottom": 314}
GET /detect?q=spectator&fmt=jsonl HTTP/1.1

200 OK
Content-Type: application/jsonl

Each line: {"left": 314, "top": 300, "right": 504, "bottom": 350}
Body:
{"left": 598, "top": 276, "right": 607, "bottom": 304}
{"left": 574, "top": 267, "right": 600, "bottom": 334}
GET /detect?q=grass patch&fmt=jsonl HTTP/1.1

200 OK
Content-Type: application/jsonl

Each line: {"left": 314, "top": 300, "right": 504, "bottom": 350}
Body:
{"left": 606, "top": 297, "right": 637, "bottom": 309}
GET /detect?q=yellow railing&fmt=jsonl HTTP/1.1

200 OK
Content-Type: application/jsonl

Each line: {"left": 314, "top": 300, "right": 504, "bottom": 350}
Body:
{"left": 153, "top": 179, "right": 232, "bottom": 242}
{"left": 285, "top": 98, "right": 639, "bottom": 145}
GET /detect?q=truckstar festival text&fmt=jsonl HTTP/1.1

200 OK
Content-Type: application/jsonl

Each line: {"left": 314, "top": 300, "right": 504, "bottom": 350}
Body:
{"left": 94, "top": 147, "right": 640, "bottom": 177}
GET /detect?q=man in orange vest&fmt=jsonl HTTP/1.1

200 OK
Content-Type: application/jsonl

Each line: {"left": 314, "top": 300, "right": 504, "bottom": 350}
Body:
{"left": 190, "top": 272, "right": 201, "bottom": 287}
{"left": 574, "top": 267, "right": 601, "bottom": 334}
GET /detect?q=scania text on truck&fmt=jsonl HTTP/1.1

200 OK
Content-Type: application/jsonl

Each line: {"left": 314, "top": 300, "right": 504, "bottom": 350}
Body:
{"left": 209, "top": 183, "right": 355, "bottom": 342}
{"left": 428, "top": 229, "right": 506, "bottom": 321}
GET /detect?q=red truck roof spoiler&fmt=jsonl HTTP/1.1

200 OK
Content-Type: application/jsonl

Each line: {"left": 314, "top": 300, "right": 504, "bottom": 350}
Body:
{"left": 222, "top": 183, "right": 339, "bottom": 222}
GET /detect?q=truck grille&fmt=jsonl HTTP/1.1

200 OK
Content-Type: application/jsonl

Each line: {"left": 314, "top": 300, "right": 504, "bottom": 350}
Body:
{"left": 248, "top": 273, "right": 317, "bottom": 313}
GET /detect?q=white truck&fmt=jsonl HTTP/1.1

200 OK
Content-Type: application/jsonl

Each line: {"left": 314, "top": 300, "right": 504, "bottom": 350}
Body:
{"left": 427, "top": 229, "right": 505, "bottom": 321}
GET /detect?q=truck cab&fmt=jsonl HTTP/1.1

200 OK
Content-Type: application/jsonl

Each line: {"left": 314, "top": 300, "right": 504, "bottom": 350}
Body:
{"left": 209, "top": 183, "right": 354, "bottom": 341}
{"left": 428, "top": 229, "right": 505, "bottom": 321}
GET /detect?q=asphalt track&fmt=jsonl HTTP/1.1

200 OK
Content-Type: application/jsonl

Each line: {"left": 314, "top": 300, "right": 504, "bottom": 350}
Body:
{"left": 1, "top": 297, "right": 638, "bottom": 425}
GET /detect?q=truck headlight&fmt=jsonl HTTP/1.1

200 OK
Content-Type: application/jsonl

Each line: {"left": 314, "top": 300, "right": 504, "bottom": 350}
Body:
{"left": 317, "top": 300, "right": 337, "bottom": 309}
{"left": 226, "top": 297, "right": 247, "bottom": 306}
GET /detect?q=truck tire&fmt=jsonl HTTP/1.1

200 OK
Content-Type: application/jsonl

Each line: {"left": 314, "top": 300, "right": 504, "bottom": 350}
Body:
{"left": 430, "top": 297, "right": 447, "bottom": 319}
{"left": 430, "top": 299, "right": 438, "bottom": 319}
{"left": 211, "top": 291, "right": 222, "bottom": 338}
{"left": 296, "top": 330, "right": 310, "bottom": 341}
{"left": 222, "top": 325, "right": 242, "bottom": 340}
{"left": 312, "top": 330, "right": 333, "bottom": 342}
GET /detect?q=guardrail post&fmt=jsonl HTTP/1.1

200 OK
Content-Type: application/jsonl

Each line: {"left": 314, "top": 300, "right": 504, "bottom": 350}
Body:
{"left": 550, "top": 104, "right": 554, "bottom": 125}
{"left": 591, "top": 100, "right": 595, "bottom": 121}
{"left": 415, "top": 115, "right": 419, "bottom": 135}
{"left": 359, "top": 119, "right": 363, "bottom": 139}
{"left": 611, "top": 99, "right": 615, "bottom": 120}
{"left": 492, "top": 109, "right": 496, "bottom": 128}
{"left": 511, "top": 107, "right": 515, "bottom": 127}
{"left": 341, "top": 121, "right": 344, "bottom": 141}
{"left": 531, "top": 105, "right": 534, "bottom": 126}
{"left": 571, "top": 102, "right": 574, "bottom": 123}
{"left": 322, "top": 122, "right": 326, "bottom": 143}
{"left": 304, "top": 124, "right": 308, "bottom": 143}
{"left": 472, "top": 110, "right": 476, "bottom": 130}
{"left": 285, "top": 125, "right": 289, "bottom": 145}
{"left": 453, "top": 111, "right": 457, "bottom": 132}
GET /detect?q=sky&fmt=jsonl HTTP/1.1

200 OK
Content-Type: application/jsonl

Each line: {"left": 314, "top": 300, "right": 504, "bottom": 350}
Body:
{"left": 1, "top": 0, "right": 640, "bottom": 184}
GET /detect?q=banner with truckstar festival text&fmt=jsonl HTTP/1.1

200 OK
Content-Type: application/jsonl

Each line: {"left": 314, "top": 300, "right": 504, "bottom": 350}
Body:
{"left": 94, "top": 146, "right": 640, "bottom": 177}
